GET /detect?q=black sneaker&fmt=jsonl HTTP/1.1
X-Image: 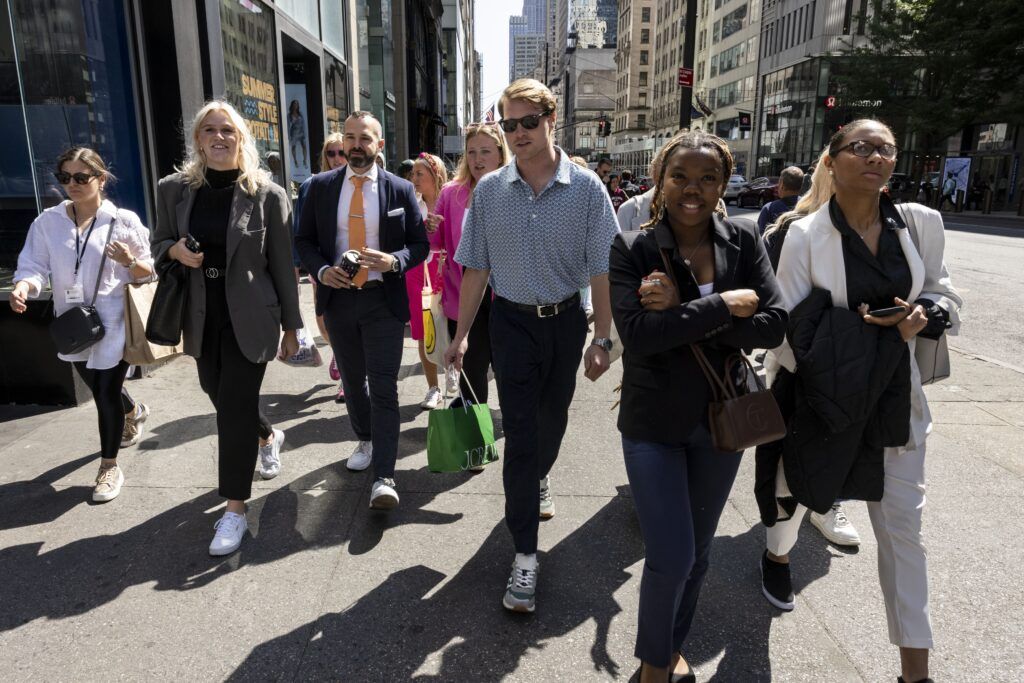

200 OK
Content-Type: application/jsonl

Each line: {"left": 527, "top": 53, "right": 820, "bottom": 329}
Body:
{"left": 761, "top": 550, "right": 795, "bottom": 610}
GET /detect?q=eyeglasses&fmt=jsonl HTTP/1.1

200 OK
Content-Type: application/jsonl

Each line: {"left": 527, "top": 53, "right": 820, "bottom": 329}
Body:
{"left": 325, "top": 150, "right": 346, "bottom": 159}
{"left": 466, "top": 122, "right": 500, "bottom": 131}
{"left": 498, "top": 110, "right": 552, "bottom": 133}
{"left": 832, "top": 140, "right": 898, "bottom": 160}
{"left": 54, "top": 171, "right": 100, "bottom": 185}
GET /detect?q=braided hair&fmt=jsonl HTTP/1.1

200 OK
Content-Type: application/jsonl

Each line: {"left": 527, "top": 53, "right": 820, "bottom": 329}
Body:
{"left": 641, "top": 130, "right": 734, "bottom": 230}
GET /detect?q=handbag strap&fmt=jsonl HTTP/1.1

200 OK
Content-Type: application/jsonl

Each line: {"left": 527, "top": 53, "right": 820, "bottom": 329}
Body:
{"left": 87, "top": 214, "right": 116, "bottom": 307}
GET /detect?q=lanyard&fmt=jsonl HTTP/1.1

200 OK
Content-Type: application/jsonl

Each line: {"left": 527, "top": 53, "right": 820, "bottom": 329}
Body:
{"left": 71, "top": 204, "right": 99, "bottom": 279}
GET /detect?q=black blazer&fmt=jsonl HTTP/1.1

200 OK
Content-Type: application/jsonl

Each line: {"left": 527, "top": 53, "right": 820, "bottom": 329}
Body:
{"left": 609, "top": 214, "right": 788, "bottom": 445}
{"left": 294, "top": 166, "right": 429, "bottom": 321}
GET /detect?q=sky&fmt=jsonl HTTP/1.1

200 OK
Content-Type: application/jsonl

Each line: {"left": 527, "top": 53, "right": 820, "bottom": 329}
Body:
{"left": 475, "top": 2, "right": 518, "bottom": 117}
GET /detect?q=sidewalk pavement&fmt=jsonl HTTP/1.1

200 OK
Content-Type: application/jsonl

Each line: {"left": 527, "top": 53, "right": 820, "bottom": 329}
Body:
{"left": 1, "top": 286, "right": 1022, "bottom": 681}
{"left": 938, "top": 209, "right": 1024, "bottom": 230}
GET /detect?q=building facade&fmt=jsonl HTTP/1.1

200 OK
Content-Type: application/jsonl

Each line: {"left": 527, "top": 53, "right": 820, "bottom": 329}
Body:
{"left": 559, "top": 47, "right": 615, "bottom": 160}
{"left": 610, "top": 0, "right": 655, "bottom": 174}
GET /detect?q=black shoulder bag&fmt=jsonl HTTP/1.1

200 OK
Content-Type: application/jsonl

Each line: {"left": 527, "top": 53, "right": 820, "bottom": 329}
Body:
{"left": 49, "top": 217, "right": 115, "bottom": 355}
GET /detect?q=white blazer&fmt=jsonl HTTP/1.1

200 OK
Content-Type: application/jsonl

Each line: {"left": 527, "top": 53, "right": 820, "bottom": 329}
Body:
{"left": 765, "top": 201, "right": 963, "bottom": 450}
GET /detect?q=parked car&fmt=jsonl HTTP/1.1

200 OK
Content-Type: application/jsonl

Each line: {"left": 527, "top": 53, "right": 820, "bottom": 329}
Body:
{"left": 737, "top": 176, "right": 780, "bottom": 208}
{"left": 723, "top": 174, "right": 747, "bottom": 203}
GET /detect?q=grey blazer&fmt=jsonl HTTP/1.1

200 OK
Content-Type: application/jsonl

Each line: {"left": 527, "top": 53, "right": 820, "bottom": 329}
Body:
{"left": 152, "top": 173, "right": 302, "bottom": 363}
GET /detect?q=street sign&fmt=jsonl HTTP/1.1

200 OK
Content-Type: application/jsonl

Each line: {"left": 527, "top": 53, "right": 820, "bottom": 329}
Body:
{"left": 677, "top": 67, "right": 693, "bottom": 88}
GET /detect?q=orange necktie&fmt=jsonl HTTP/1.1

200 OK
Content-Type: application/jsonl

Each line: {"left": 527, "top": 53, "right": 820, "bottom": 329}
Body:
{"left": 348, "top": 175, "right": 369, "bottom": 288}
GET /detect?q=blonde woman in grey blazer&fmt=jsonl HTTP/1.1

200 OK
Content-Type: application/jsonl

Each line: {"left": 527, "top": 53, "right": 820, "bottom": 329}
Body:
{"left": 152, "top": 100, "right": 301, "bottom": 557}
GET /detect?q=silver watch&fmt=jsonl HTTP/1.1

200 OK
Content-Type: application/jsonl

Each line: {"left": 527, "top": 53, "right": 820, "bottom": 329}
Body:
{"left": 389, "top": 257, "right": 400, "bottom": 273}
{"left": 592, "top": 337, "right": 613, "bottom": 353}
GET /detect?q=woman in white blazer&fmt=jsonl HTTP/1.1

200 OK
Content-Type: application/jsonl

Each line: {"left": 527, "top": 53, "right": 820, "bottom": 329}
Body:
{"left": 760, "top": 119, "right": 962, "bottom": 683}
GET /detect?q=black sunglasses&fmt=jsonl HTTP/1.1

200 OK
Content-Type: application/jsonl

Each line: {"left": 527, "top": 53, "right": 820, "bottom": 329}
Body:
{"left": 498, "top": 110, "right": 552, "bottom": 133}
{"left": 325, "top": 150, "right": 346, "bottom": 158}
{"left": 54, "top": 171, "right": 100, "bottom": 185}
{"left": 831, "top": 140, "right": 898, "bottom": 160}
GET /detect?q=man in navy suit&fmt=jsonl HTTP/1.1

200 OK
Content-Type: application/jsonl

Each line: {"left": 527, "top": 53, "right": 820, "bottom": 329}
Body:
{"left": 295, "top": 111, "right": 428, "bottom": 510}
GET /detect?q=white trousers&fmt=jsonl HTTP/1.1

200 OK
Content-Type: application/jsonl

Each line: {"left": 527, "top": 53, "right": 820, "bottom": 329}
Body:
{"left": 766, "top": 441, "right": 933, "bottom": 649}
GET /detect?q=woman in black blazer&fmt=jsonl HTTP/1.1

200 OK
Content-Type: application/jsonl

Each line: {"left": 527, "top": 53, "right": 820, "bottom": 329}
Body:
{"left": 609, "top": 130, "right": 787, "bottom": 683}
{"left": 152, "top": 101, "right": 301, "bottom": 557}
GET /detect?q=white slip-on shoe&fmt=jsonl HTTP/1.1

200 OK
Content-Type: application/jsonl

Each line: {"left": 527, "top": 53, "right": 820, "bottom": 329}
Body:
{"left": 209, "top": 511, "right": 248, "bottom": 556}
{"left": 420, "top": 386, "right": 444, "bottom": 410}
{"left": 369, "top": 477, "right": 400, "bottom": 510}
{"left": 258, "top": 428, "right": 284, "bottom": 480}
{"left": 810, "top": 503, "right": 861, "bottom": 547}
{"left": 92, "top": 464, "right": 124, "bottom": 502}
{"left": 347, "top": 441, "right": 373, "bottom": 471}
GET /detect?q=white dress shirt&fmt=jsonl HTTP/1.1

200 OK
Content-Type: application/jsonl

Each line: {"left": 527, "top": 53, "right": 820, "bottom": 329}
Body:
{"left": 327, "top": 164, "right": 382, "bottom": 283}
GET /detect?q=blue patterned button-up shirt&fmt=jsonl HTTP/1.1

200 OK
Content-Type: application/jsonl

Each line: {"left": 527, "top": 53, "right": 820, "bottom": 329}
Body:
{"left": 455, "top": 148, "right": 621, "bottom": 306}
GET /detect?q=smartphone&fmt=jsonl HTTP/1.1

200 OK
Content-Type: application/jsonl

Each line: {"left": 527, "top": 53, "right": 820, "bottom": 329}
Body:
{"left": 185, "top": 234, "right": 201, "bottom": 253}
{"left": 867, "top": 305, "right": 905, "bottom": 317}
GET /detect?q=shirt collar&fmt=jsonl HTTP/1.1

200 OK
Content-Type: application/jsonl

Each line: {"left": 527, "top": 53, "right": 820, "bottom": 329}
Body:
{"left": 345, "top": 164, "right": 379, "bottom": 184}
{"left": 828, "top": 193, "right": 905, "bottom": 240}
{"left": 503, "top": 146, "right": 572, "bottom": 186}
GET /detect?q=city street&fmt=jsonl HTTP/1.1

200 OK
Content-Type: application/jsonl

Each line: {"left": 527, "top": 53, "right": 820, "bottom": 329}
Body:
{"left": 1, "top": 216, "right": 1023, "bottom": 681}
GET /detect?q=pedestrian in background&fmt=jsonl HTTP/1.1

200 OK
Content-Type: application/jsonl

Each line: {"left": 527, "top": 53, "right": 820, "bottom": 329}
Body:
{"left": 152, "top": 100, "right": 301, "bottom": 556}
{"left": 756, "top": 165, "right": 804, "bottom": 234}
{"left": 607, "top": 173, "right": 628, "bottom": 213}
{"left": 435, "top": 122, "right": 510, "bottom": 406}
{"left": 407, "top": 152, "right": 449, "bottom": 409}
{"left": 396, "top": 159, "right": 415, "bottom": 181}
{"left": 759, "top": 119, "right": 962, "bottom": 683}
{"left": 617, "top": 152, "right": 664, "bottom": 231}
{"left": 10, "top": 147, "right": 154, "bottom": 503}
{"left": 295, "top": 111, "right": 429, "bottom": 512}
{"left": 444, "top": 79, "right": 619, "bottom": 614}
{"left": 292, "top": 133, "right": 348, "bottom": 402}
{"left": 609, "top": 131, "right": 787, "bottom": 683}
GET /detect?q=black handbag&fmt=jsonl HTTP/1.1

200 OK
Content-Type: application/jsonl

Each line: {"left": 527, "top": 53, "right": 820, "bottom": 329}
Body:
{"left": 49, "top": 219, "right": 114, "bottom": 355}
{"left": 145, "top": 259, "right": 189, "bottom": 346}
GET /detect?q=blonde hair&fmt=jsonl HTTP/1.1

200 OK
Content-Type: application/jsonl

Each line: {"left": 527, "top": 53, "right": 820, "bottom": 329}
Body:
{"left": 451, "top": 123, "right": 510, "bottom": 188}
{"left": 765, "top": 118, "right": 895, "bottom": 237}
{"left": 569, "top": 155, "right": 588, "bottom": 168}
{"left": 642, "top": 130, "right": 734, "bottom": 230}
{"left": 177, "top": 100, "right": 269, "bottom": 195}
{"left": 414, "top": 153, "right": 448, "bottom": 199}
{"left": 318, "top": 132, "right": 345, "bottom": 173}
{"left": 498, "top": 78, "right": 557, "bottom": 117}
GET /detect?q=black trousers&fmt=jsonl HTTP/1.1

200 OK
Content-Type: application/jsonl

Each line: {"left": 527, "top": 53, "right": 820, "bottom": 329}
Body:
{"left": 447, "top": 287, "right": 492, "bottom": 405}
{"left": 323, "top": 286, "right": 405, "bottom": 479}
{"left": 73, "top": 360, "right": 134, "bottom": 460}
{"left": 196, "top": 319, "right": 271, "bottom": 501}
{"left": 490, "top": 298, "right": 587, "bottom": 554}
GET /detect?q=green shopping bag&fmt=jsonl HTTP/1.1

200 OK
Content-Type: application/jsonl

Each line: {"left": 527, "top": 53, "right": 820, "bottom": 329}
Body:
{"left": 426, "top": 375, "right": 499, "bottom": 472}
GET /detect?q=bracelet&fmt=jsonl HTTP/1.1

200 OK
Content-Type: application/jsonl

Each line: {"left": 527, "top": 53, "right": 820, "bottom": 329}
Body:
{"left": 126, "top": 257, "right": 137, "bottom": 269}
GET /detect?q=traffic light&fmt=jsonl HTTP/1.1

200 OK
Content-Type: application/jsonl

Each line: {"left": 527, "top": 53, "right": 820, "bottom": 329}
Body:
{"left": 598, "top": 117, "right": 611, "bottom": 137}
{"left": 738, "top": 112, "right": 751, "bottom": 132}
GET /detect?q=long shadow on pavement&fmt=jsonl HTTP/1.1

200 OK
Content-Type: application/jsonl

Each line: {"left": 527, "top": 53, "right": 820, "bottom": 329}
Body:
{"left": 0, "top": 452, "right": 97, "bottom": 531}
{"left": 229, "top": 487, "right": 644, "bottom": 681}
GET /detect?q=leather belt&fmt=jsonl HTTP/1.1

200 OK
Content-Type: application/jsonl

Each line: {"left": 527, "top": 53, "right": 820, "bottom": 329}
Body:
{"left": 354, "top": 280, "right": 383, "bottom": 290}
{"left": 496, "top": 293, "right": 580, "bottom": 318}
{"left": 204, "top": 267, "right": 224, "bottom": 279}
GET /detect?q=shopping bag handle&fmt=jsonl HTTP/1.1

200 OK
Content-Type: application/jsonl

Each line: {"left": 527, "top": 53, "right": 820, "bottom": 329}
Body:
{"left": 444, "top": 363, "right": 482, "bottom": 413}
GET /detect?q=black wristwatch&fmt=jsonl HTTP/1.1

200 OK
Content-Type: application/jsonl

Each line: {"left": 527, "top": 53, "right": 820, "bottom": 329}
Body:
{"left": 592, "top": 337, "right": 613, "bottom": 353}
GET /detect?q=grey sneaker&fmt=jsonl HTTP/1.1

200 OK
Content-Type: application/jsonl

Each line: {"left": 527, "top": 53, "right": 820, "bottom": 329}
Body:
{"left": 502, "top": 557, "right": 538, "bottom": 613}
{"left": 92, "top": 464, "right": 124, "bottom": 502}
{"left": 121, "top": 403, "right": 149, "bottom": 447}
{"left": 539, "top": 476, "right": 554, "bottom": 519}
{"left": 258, "top": 428, "right": 284, "bottom": 479}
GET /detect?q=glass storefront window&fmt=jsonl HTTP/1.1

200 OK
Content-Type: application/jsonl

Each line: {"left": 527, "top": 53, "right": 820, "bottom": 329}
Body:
{"left": 275, "top": 0, "right": 320, "bottom": 38}
{"left": 321, "top": 0, "right": 346, "bottom": 58}
{"left": 4, "top": 0, "right": 145, "bottom": 269}
{"left": 220, "top": 0, "right": 282, "bottom": 175}
{"left": 324, "top": 55, "right": 349, "bottom": 134}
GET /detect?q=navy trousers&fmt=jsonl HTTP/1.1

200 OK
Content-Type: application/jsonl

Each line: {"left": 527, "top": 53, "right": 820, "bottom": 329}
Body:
{"left": 622, "top": 428, "right": 742, "bottom": 667}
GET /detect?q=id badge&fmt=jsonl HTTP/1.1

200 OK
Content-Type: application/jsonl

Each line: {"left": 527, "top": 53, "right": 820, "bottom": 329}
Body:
{"left": 65, "top": 284, "right": 85, "bottom": 304}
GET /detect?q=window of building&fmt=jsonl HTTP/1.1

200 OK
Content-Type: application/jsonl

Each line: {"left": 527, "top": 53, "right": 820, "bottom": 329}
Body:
{"left": 639, "top": 71, "right": 648, "bottom": 86}
{"left": 275, "top": 0, "right": 320, "bottom": 38}
{"left": 320, "top": 0, "right": 347, "bottom": 57}
{"left": 641, "top": 28, "right": 650, "bottom": 43}
{"left": 324, "top": 56, "right": 350, "bottom": 134}
{"left": 642, "top": 7, "right": 651, "bottom": 21}
{"left": 720, "top": 4, "right": 748, "bottom": 41}
{"left": 637, "top": 113, "right": 646, "bottom": 129}
{"left": 640, "top": 50, "right": 649, "bottom": 65}
{"left": 580, "top": 136, "right": 591, "bottom": 148}
{"left": 584, "top": 82, "right": 595, "bottom": 94}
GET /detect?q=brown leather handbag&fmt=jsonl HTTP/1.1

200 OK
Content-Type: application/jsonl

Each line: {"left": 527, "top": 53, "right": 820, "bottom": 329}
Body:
{"left": 690, "top": 345, "right": 787, "bottom": 452}
{"left": 655, "top": 246, "right": 786, "bottom": 452}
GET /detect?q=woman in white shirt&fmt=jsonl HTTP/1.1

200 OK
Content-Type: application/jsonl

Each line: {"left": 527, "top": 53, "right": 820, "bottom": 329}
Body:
{"left": 9, "top": 147, "right": 154, "bottom": 503}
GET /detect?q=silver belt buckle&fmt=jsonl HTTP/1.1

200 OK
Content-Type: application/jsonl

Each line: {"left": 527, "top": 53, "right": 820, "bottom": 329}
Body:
{"left": 536, "top": 303, "right": 556, "bottom": 318}
{"left": 204, "top": 267, "right": 220, "bottom": 279}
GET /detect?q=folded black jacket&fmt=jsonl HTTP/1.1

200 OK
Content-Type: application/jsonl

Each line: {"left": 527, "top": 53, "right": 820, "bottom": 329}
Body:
{"left": 755, "top": 288, "right": 910, "bottom": 522}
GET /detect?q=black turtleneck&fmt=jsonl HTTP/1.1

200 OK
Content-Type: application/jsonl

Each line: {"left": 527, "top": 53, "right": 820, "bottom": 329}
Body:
{"left": 190, "top": 168, "right": 240, "bottom": 269}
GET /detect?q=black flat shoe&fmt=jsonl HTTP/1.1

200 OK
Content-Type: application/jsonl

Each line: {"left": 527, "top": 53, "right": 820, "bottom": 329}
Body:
{"left": 897, "top": 677, "right": 934, "bottom": 683}
{"left": 630, "top": 663, "right": 677, "bottom": 683}
{"left": 671, "top": 662, "right": 696, "bottom": 683}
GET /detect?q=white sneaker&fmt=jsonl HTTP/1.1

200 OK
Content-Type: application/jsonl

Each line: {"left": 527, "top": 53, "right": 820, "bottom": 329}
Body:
{"left": 420, "top": 386, "right": 444, "bottom": 410}
{"left": 347, "top": 440, "right": 373, "bottom": 471}
{"left": 258, "top": 428, "right": 284, "bottom": 479}
{"left": 810, "top": 503, "right": 861, "bottom": 547}
{"left": 369, "top": 477, "right": 400, "bottom": 510}
{"left": 539, "top": 476, "right": 554, "bottom": 519}
{"left": 445, "top": 367, "right": 460, "bottom": 396}
{"left": 209, "top": 511, "right": 247, "bottom": 556}
{"left": 92, "top": 464, "right": 124, "bottom": 502}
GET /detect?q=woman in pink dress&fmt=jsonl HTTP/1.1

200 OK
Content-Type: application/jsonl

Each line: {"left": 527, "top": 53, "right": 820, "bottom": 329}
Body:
{"left": 406, "top": 153, "right": 448, "bottom": 409}
{"left": 435, "top": 123, "right": 510, "bottom": 407}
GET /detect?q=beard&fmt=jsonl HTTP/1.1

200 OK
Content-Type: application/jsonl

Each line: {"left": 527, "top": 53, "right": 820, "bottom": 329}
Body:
{"left": 347, "top": 149, "right": 372, "bottom": 169}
